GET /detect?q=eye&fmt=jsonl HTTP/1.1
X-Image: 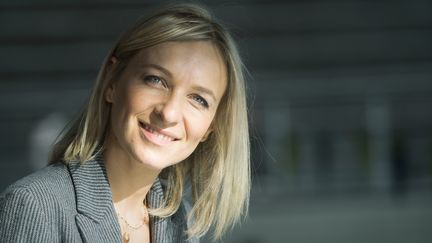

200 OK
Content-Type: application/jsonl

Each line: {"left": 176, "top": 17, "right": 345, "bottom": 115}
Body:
{"left": 191, "top": 94, "right": 209, "bottom": 109}
{"left": 143, "top": 75, "right": 167, "bottom": 88}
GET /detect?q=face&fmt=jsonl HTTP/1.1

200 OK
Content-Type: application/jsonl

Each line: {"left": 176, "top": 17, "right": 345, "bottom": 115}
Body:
{"left": 105, "top": 41, "right": 227, "bottom": 171}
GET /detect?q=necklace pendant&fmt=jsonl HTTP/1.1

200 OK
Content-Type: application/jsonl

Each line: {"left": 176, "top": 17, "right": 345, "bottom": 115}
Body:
{"left": 123, "top": 232, "right": 130, "bottom": 243}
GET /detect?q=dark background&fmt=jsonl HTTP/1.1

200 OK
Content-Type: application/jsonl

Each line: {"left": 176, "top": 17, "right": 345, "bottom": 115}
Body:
{"left": 1, "top": 0, "right": 432, "bottom": 242}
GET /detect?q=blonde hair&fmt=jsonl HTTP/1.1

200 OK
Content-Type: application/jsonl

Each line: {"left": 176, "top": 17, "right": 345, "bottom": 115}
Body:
{"left": 50, "top": 3, "right": 250, "bottom": 240}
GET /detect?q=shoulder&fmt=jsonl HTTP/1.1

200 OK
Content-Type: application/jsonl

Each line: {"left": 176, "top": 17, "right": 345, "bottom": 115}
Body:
{"left": 0, "top": 163, "right": 74, "bottom": 241}
{"left": 0, "top": 163, "right": 74, "bottom": 210}
{"left": 2, "top": 163, "right": 71, "bottom": 195}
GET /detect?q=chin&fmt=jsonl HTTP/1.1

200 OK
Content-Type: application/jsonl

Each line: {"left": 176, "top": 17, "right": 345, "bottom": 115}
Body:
{"left": 132, "top": 149, "right": 173, "bottom": 171}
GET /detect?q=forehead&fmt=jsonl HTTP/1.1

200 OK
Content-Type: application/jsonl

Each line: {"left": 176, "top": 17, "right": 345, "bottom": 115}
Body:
{"left": 128, "top": 41, "right": 228, "bottom": 99}
{"left": 133, "top": 40, "right": 224, "bottom": 63}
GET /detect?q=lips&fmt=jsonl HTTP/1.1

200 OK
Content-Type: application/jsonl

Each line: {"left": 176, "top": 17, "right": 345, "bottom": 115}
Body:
{"left": 139, "top": 121, "right": 179, "bottom": 146}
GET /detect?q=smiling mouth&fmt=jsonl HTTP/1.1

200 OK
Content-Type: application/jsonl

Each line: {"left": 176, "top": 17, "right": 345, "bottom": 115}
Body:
{"left": 139, "top": 121, "right": 178, "bottom": 145}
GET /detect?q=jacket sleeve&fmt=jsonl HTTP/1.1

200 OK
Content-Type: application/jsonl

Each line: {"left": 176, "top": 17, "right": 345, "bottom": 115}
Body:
{"left": 0, "top": 186, "right": 52, "bottom": 242}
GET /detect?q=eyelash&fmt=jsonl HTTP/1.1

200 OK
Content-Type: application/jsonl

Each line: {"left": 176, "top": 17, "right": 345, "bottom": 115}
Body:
{"left": 143, "top": 75, "right": 209, "bottom": 109}
{"left": 143, "top": 75, "right": 167, "bottom": 88}
{"left": 190, "top": 94, "right": 209, "bottom": 109}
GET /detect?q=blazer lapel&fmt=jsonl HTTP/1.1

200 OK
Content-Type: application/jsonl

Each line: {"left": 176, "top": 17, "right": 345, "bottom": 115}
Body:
{"left": 148, "top": 178, "right": 173, "bottom": 243}
{"left": 149, "top": 179, "right": 197, "bottom": 243}
{"left": 68, "top": 156, "right": 122, "bottom": 243}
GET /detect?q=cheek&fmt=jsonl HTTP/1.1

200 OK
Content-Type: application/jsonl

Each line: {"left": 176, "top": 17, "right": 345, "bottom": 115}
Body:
{"left": 110, "top": 94, "right": 137, "bottom": 133}
{"left": 129, "top": 89, "right": 162, "bottom": 112}
{"left": 109, "top": 104, "right": 128, "bottom": 140}
{"left": 187, "top": 114, "right": 214, "bottom": 142}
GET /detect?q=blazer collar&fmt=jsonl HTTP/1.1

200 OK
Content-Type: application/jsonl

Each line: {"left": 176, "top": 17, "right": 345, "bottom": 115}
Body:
{"left": 68, "top": 155, "right": 113, "bottom": 222}
{"left": 68, "top": 155, "right": 122, "bottom": 242}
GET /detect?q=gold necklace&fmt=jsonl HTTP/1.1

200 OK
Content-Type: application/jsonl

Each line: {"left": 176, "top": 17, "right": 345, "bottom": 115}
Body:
{"left": 117, "top": 199, "right": 149, "bottom": 243}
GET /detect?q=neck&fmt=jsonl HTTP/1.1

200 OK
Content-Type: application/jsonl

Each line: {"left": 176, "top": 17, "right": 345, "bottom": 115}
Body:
{"left": 103, "top": 142, "right": 161, "bottom": 212}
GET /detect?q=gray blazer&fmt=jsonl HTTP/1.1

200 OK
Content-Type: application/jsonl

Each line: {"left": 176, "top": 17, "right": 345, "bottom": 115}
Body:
{"left": 0, "top": 157, "right": 198, "bottom": 243}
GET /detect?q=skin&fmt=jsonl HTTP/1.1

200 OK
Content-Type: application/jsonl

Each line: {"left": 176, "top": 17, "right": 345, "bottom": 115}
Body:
{"left": 103, "top": 41, "right": 227, "bottom": 243}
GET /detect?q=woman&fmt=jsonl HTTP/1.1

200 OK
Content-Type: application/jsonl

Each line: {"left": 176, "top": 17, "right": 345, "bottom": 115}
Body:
{"left": 0, "top": 3, "right": 250, "bottom": 243}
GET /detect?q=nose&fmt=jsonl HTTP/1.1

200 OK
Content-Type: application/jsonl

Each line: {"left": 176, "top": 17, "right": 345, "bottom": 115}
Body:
{"left": 152, "top": 93, "right": 182, "bottom": 127}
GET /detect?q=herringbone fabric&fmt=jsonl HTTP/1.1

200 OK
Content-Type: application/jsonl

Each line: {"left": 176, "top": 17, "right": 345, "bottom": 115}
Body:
{"left": 0, "top": 156, "right": 197, "bottom": 243}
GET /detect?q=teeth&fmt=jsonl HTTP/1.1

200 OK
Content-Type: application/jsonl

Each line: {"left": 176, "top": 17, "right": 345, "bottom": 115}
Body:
{"left": 142, "top": 123, "right": 174, "bottom": 141}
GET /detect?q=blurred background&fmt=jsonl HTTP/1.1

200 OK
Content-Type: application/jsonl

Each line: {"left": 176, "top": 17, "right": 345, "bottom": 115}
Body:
{"left": 1, "top": 0, "right": 432, "bottom": 242}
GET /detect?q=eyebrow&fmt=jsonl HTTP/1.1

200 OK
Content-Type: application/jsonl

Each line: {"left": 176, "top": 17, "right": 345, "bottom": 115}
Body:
{"left": 139, "top": 63, "right": 173, "bottom": 78}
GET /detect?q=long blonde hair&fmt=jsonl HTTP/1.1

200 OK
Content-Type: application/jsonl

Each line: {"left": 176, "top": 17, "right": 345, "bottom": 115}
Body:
{"left": 50, "top": 3, "right": 250, "bottom": 240}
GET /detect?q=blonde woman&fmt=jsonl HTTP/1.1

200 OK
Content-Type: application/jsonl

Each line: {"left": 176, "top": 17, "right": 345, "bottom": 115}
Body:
{"left": 0, "top": 3, "right": 250, "bottom": 243}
